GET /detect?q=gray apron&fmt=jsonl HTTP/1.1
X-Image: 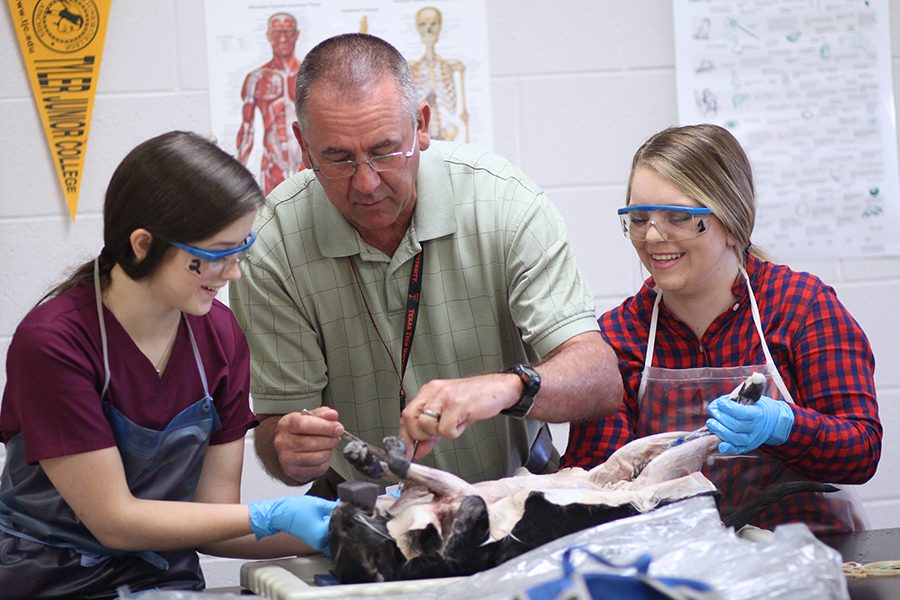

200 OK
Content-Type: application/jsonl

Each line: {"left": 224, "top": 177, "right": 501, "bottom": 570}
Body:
{"left": 636, "top": 267, "right": 866, "bottom": 534}
{"left": 0, "top": 260, "right": 221, "bottom": 598}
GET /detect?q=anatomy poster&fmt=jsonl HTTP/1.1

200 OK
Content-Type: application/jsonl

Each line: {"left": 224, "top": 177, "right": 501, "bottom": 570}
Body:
{"left": 205, "top": 0, "right": 492, "bottom": 195}
{"left": 674, "top": 0, "right": 900, "bottom": 259}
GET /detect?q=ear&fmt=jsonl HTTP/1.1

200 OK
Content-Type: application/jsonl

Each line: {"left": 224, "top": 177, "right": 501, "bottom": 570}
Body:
{"left": 416, "top": 102, "right": 432, "bottom": 152}
{"left": 293, "top": 122, "right": 313, "bottom": 170}
{"left": 130, "top": 228, "right": 154, "bottom": 262}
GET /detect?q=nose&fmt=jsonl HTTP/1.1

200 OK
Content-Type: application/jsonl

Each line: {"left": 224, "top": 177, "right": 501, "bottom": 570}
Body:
{"left": 350, "top": 161, "right": 382, "bottom": 195}
{"left": 222, "top": 258, "right": 243, "bottom": 281}
{"left": 644, "top": 220, "right": 667, "bottom": 242}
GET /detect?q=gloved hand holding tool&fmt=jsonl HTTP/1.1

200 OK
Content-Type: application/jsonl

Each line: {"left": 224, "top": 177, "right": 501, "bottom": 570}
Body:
{"left": 706, "top": 395, "right": 794, "bottom": 455}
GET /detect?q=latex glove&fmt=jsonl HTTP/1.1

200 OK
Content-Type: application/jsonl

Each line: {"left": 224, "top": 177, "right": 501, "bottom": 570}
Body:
{"left": 249, "top": 496, "right": 337, "bottom": 553}
{"left": 706, "top": 395, "right": 794, "bottom": 455}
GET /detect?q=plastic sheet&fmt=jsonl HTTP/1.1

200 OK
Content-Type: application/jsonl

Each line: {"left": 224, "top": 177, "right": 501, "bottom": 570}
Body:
{"left": 256, "top": 496, "right": 848, "bottom": 600}
{"left": 454, "top": 496, "right": 848, "bottom": 600}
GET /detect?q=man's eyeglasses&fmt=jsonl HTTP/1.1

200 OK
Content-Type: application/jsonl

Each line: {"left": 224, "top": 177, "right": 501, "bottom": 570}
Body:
{"left": 308, "top": 131, "right": 418, "bottom": 180}
{"left": 169, "top": 231, "right": 257, "bottom": 277}
{"left": 617, "top": 205, "right": 713, "bottom": 242}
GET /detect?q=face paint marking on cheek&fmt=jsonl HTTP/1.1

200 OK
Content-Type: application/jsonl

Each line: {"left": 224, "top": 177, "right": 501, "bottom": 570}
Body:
{"left": 189, "top": 259, "right": 202, "bottom": 275}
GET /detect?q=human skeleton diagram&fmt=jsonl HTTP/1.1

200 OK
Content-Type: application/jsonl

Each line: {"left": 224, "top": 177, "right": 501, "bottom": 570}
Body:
{"left": 409, "top": 7, "right": 470, "bottom": 142}
{"left": 236, "top": 13, "right": 302, "bottom": 195}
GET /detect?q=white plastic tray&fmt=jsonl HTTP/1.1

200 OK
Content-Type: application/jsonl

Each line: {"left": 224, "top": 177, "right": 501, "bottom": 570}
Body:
{"left": 240, "top": 555, "right": 463, "bottom": 599}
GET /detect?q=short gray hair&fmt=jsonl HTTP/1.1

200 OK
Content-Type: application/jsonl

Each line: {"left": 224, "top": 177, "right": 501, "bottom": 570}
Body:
{"left": 294, "top": 33, "right": 418, "bottom": 128}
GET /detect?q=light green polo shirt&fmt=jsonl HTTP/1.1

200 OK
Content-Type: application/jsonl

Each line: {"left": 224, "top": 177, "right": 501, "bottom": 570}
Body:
{"left": 229, "top": 140, "right": 599, "bottom": 483}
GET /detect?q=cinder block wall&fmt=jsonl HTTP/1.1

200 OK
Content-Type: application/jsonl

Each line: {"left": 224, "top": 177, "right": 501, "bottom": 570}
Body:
{"left": 1, "top": 0, "right": 899, "bottom": 588}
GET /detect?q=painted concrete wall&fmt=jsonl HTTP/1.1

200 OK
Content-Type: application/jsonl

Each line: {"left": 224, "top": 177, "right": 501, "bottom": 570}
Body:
{"left": 2, "top": 0, "right": 899, "bottom": 588}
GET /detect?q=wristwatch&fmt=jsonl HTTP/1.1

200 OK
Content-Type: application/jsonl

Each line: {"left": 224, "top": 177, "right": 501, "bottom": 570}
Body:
{"left": 500, "top": 363, "right": 541, "bottom": 419}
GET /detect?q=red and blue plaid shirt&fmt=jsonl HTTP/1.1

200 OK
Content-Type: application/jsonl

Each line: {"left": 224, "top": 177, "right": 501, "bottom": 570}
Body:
{"left": 563, "top": 255, "right": 881, "bottom": 506}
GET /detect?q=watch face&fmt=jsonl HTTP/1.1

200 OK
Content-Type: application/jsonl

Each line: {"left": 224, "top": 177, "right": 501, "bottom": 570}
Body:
{"left": 516, "top": 364, "right": 541, "bottom": 391}
{"left": 501, "top": 364, "right": 540, "bottom": 419}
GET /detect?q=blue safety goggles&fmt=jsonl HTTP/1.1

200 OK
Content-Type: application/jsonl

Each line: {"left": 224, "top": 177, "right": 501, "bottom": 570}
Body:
{"left": 169, "top": 231, "right": 257, "bottom": 261}
{"left": 617, "top": 205, "right": 713, "bottom": 242}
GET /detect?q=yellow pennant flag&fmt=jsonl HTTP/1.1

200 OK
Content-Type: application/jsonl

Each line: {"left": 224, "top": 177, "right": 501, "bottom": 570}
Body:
{"left": 7, "top": 0, "right": 111, "bottom": 221}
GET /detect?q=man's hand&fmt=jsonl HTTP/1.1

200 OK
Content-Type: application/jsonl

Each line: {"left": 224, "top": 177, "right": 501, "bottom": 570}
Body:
{"left": 399, "top": 372, "right": 521, "bottom": 455}
{"left": 258, "top": 407, "right": 343, "bottom": 484}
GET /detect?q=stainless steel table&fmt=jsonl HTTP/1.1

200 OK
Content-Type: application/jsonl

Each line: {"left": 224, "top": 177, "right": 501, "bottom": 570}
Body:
{"left": 817, "top": 528, "right": 900, "bottom": 600}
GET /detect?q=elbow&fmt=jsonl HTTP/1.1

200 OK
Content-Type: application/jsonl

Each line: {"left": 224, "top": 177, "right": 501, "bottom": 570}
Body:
{"left": 88, "top": 525, "right": 140, "bottom": 552}
{"left": 830, "top": 445, "right": 881, "bottom": 485}
{"left": 839, "top": 466, "right": 878, "bottom": 486}
{"left": 852, "top": 448, "right": 881, "bottom": 485}
{"left": 605, "top": 378, "right": 625, "bottom": 416}
{"left": 847, "top": 426, "right": 883, "bottom": 484}
{"left": 598, "top": 343, "right": 624, "bottom": 416}
{"left": 594, "top": 369, "right": 624, "bottom": 418}
{"left": 79, "top": 507, "right": 151, "bottom": 552}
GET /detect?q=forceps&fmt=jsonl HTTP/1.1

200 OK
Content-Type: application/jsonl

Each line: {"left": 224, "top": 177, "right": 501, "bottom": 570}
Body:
{"left": 298, "top": 408, "right": 418, "bottom": 462}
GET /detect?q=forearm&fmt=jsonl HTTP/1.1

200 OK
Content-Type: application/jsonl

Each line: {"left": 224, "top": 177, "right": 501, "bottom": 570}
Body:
{"left": 236, "top": 102, "right": 256, "bottom": 163}
{"left": 254, "top": 412, "right": 337, "bottom": 486}
{"left": 200, "top": 532, "right": 316, "bottom": 559}
{"left": 400, "top": 335, "right": 623, "bottom": 443}
{"left": 254, "top": 415, "right": 308, "bottom": 486}
{"left": 774, "top": 405, "right": 881, "bottom": 483}
{"left": 99, "top": 498, "right": 320, "bottom": 558}
{"left": 528, "top": 331, "right": 624, "bottom": 423}
{"left": 771, "top": 290, "right": 882, "bottom": 483}
{"left": 96, "top": 499, "right": 253, "bottom": 552}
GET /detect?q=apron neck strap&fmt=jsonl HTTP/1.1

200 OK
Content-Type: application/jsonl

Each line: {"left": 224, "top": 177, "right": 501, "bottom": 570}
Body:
{"left": 94, "top": 258, "right": 112, "bottom": 400}
{"left": 638, "top": 288, "right": 663, "bottom": 401}
{"left": 93, "top": 260, "right": 208, "bottom": 400}
{"left": 741, "top": 266, "right": 793, "bottom": 403}
{"left": 639, "top": 268, "right": 794, "bottom": 403}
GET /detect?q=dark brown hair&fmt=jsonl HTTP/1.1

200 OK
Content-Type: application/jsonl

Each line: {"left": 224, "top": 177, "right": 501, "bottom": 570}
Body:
{"left": 44, "top": 131, "right": 265, "bottom": 300}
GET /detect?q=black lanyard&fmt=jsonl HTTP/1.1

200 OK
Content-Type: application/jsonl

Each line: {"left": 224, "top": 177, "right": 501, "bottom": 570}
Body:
{"left": 348, "top": 247, "right": 424, "bottom": 410}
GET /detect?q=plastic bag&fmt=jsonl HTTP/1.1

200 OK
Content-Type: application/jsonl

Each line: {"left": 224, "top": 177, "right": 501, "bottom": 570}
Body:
{"left": 319, "top": 496, "right": 848, "bottom": 600}
{"left": 115, "top": 587, "right": 247, "bottom": 600}
{"left": 519, "top": 547, "right": 717, "bottom": 600}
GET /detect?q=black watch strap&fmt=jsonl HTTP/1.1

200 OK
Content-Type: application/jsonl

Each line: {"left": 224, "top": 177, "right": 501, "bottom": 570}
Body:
{"left": 500, "top": 363, "right": 541, "bottom": 419}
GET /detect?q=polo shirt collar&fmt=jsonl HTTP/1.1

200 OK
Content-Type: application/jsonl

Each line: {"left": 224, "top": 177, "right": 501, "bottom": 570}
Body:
{"left": 314, "top": 146, "right": 457, "bottom": 258}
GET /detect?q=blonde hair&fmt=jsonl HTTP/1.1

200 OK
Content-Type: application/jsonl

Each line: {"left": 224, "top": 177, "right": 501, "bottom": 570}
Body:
{"left": 627, "top": 124, "right": 767, "bottom": 263}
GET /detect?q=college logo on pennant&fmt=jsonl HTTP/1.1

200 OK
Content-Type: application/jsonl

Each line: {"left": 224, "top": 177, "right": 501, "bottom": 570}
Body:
{"left": 7, "top": 0, "right": 111, "bottom": 221}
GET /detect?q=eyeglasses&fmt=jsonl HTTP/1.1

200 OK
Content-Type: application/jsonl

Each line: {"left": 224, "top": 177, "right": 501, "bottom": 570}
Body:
{"left": 169, "top": 231, "right": 257, "bottom": 277}
{"left": 308, "top": 131, "right": 418, "bottom": 180}
{"left": 617, "top": 205, "right": 713, "bottom": 242}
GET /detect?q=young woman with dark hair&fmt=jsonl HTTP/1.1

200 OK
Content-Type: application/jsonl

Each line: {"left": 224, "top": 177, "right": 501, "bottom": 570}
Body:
{"left": 0, "top": 131, "right": 336, "bottom": 599}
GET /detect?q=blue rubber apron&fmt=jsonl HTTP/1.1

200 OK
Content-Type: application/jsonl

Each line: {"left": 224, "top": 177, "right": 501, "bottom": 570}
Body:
{"left": 636, "top": 267, "right": 866, "bottom": 534}
{"left": 0, "top": 260, "right": 221, "bottom": 598}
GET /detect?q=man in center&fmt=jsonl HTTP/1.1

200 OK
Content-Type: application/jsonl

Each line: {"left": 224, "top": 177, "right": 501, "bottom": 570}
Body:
{"left": 229, "top": 33, "right": 622, "bottom": 496}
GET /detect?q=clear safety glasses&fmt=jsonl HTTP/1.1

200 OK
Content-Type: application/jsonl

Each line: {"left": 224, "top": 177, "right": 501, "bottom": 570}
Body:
{"left": 169, "top": 231, "right": 257, "bottom": 278}
{"left": 309, "top": 129, "right": 418, "bottom": 180}
{"left": 617, "top": 205, "right": 714, "bottom": 242}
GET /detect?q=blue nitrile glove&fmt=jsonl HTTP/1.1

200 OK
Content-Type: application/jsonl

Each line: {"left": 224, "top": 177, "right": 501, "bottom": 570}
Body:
{"left": 248, "top": 496, "right": 337, "bottom": 553}
{"left": 706, "top": 395, "right": 795, "bottom": 455}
